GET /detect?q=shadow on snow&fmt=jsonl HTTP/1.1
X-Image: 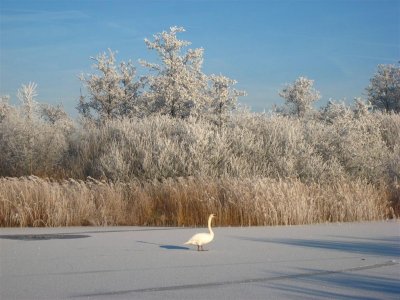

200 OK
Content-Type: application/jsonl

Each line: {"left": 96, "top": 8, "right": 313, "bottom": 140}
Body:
{"left": 137, "top": 240, "right": 190, "bottom": 250}
{"left": 235, "top": 236, "right": 400, "bottom": 257}
{"left": 262, "top": 268, "right": 400, "bottom": 299}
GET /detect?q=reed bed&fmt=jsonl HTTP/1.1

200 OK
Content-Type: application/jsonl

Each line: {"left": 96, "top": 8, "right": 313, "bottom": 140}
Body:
{"left": 0, "top": 176, "right": 393, "bottom": 227}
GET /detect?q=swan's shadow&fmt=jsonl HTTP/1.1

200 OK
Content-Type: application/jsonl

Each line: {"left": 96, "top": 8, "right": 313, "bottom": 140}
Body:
{"left": 137, "top": 240, "right": 190, "bottom": 250}
{"left": 160, "top": 245, "right": 190, "bottom": 250}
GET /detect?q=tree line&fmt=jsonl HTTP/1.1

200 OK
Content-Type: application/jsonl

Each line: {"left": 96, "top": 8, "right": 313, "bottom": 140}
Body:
{"left": 0, "top": 26, "right": 399, "bottom": 184}
{"left": 76, "top": 26, "right": 399, "bottom": 122}
{"left": 78, "top": 26, "right": 245, "bottom": 128}
{"left": 1, "top": 26, "right": 399, "bottom": 126}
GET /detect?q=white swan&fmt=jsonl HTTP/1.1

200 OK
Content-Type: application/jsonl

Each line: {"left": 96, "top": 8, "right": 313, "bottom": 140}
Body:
{"left": 184, "top": 214, "right": 216, "bottom": 251}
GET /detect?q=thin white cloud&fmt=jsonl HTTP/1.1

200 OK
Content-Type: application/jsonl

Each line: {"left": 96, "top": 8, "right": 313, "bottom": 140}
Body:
{"left": 0, "top": 9, "right": 90, "bottom": 23}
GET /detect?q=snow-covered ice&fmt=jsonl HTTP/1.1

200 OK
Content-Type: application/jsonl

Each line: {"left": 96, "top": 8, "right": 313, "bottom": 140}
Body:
{"left": 1, "top": 221, "right": 399, "bottom": 299}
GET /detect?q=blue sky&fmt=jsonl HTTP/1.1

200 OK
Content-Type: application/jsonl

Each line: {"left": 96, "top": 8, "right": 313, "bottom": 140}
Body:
{"left": 1, "top": 0, "right": 399, "bottom": 117}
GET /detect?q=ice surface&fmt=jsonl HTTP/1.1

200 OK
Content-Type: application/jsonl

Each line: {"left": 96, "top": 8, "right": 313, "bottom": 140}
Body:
{"left": 1, "top": 221, "right": 399, "bottom": 299}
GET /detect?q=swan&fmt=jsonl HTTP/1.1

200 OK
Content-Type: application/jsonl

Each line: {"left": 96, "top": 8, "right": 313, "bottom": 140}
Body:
{"left": 184, "top": 214, "right": 216, "bottom": 251}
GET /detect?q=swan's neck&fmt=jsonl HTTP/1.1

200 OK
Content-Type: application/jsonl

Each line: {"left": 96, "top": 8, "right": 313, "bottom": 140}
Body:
{"left": 208, "top": 216, "right": 214, "bottom": 236}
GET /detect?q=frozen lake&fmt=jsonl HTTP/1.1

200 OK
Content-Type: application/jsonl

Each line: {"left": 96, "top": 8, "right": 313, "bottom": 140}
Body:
{"left": 1, "top": 221, "right": 399, "bottom": 299}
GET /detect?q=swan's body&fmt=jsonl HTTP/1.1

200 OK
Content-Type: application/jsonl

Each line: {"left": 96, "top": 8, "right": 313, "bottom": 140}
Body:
{"left": 184, "top": 214, "right": 216, "bottom": 251}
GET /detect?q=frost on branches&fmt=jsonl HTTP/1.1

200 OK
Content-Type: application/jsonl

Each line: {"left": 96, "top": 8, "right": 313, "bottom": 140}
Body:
{"left": 140, "top": 26, "right": 209, "bottom": 119}
{"left": 17, "top": 82, "right": 39, "bottom": 121}
{"left": 208, "top": 74, "right": 246, "bottom": 128}
{"left": 366, "top": 64, "right": 400, "bottom": 113}
{"left": 15, "top": 82, "right": 73, "bottom": 129}
{"left": 0, "top": 95, "right": 11, "bottom": 122}
{"left": 79, "top": 49, "right": 143, "bottom": 122}
{"left": 0, "top": 83, "right": 73, "bottom": 176}
{"left": 279, "top": 76, "right": 321, "bottom": 118}
{"left": 78, "top": 27, "right": 246, "bottom": 123}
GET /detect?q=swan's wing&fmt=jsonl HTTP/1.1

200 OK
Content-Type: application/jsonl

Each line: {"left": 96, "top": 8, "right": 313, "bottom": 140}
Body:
{"left": 184, "top": 233, "right": 204, "bottom": 244}
{"left": 184, "top": 233, "right": 212, "bottom": 245}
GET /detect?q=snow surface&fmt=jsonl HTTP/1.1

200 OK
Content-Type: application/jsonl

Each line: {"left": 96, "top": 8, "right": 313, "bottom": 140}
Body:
{"left": 0, "top": 221, "right": 399, "bottom": 299}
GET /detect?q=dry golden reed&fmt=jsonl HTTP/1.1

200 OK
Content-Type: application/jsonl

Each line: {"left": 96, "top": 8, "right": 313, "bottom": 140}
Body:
{"left": 0, "top": 176, "right": 393, "bottom": 227}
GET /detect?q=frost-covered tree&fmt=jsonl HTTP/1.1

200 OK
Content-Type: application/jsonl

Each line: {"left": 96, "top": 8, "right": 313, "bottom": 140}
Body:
{"left": 319, "top": 98, "right": 372, "bottom": 124}
{"left": 352, "top": 97, "right": 372, "bottom": 118}
{"left": 366, "top": 64, "right": 400, "bottom": 113}
{"left": 0, "top": 95, "right": 11, "bottom": 122}
{"left": 40, "top": 103, "right": 68, "bottom": 124}
{"left": 140, "top": 26, "right": 209, "bottom": 118}
{"left": 279, "top": 76, "right": 321, "bottom": 117}
{"left": 0, "top": 83, "right": 72, "bottom": 176}
{"left": 79, "top": 49, "right": 142, "bottom": 122}
{"left": 17, "top": 82, "right": 39, "bottom": 121}
{"left": 320, "top": 99, "right": 353, "bottom": 124}
{"left": 208, "top": 74, "right": 246, "bottom": 128}
{"left": 40, "top": 103, "right": 74, "bottom": 133}
{"left": 0, "top": 95, "right": 10, "bottom": 104}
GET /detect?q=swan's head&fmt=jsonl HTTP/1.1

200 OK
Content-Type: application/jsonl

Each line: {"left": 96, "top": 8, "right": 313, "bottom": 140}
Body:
{"left": 210, "top": 214, "right": 216, "bottom": 219}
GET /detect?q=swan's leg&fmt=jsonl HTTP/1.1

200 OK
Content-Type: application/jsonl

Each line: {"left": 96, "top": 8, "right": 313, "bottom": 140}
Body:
{"left": 197, "top": 245, "right": 200, "bottom": 251}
